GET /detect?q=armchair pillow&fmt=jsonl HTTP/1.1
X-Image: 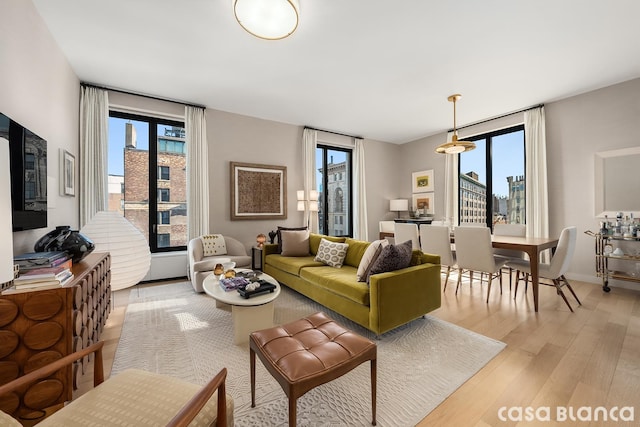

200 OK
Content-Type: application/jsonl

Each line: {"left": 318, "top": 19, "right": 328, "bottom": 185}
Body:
{"left": 280, "top": 230, "right": 310, "bottom": 256}
{"left": 314, "top": 238, "right": 349, "bottom": 268}
{"left": 366, "top": 240, "right": 413, "bottom": 283}
{"left": 200, "top": 234, "right": 227, "bottom": 256}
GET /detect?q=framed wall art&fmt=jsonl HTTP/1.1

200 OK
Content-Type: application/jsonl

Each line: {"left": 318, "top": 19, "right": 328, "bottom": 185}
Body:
{"left": 61, "top": 149, "right": 75, "bottom": 196}
{"left": 412, "top": 192, "right": 434, "bottom": 215}
{"left": 230, "top": 162, "right": 287, "bottom": 220}
{"left": 412, "top": 169, "right": 434, "bottom": 193}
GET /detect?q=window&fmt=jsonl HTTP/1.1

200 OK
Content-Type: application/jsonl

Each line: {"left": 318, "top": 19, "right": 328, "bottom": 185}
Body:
{"left": 158, "top": 188, "right": 170, "bottom": 202}
{"left": 108, "top": 111, "right": 187, "bottom": 252}
{"left": 458, "top": 125, "right": 525, "bottom": 227}
{"left": 316, "top": 145, "right": 352, "bottom": 237}
{"left": 159, "top": 166, "right": 170, "bottom": 180}
{"left": 158, "top": 210, "right": 170, "bottom": 225}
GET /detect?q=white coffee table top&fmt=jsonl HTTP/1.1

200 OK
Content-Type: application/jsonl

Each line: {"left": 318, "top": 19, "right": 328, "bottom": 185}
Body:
{"left": 203, "top": 269, "right": 280, "bottom": 307}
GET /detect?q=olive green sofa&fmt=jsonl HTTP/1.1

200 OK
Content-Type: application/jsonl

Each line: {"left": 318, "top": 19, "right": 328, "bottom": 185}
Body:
{"left": 263, "top": 233, "right": 442, "bottom": 335}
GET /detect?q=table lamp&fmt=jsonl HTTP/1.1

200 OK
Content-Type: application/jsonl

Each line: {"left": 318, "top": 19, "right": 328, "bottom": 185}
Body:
{"left": 390, "top": 199, "right": 408, "bottom": 219}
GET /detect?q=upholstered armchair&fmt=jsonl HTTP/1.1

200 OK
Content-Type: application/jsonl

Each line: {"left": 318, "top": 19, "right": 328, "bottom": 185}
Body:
{"left": 188, "top": 235, "right": 251, "bottom": 292}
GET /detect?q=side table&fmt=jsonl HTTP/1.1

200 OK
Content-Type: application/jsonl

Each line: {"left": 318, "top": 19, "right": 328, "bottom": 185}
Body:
{"left": 251, "top": 246, "right": 263, "bottom": 271}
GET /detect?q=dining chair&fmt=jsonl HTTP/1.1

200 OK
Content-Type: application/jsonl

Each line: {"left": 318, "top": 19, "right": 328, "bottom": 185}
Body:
{"left": 454, "top": 226, "right": 508, "bottom": 303}
{"left": 493, "top": 223, "right": 527, "bottom": 290}
{"left": 394, "top": 222, "right": 420, "bottom": 250}
{"left": 509, "top": 226, "right": 581, "bottom": 312}
{"left": 420, "top": 224, "right": 456, "bottom": 290}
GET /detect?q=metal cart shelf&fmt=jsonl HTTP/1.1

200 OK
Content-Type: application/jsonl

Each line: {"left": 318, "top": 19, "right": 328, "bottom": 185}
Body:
{"left": 586, "top": 230, "right": 640, "bottom": 292}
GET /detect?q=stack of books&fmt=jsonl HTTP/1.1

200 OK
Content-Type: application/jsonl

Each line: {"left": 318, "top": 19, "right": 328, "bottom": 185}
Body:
{"left": 219, "top": 277, "right": 250, "bottom": 292}
{"left": 14, "top": 251, "right": 71, "bottom": 272}
{"left": 2, "top": 252, "right": 74, "bottom": 294}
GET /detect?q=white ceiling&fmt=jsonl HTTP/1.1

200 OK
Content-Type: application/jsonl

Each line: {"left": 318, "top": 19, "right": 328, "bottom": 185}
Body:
{"left": 32, "top": 0, "right": 640, "bottom": 144}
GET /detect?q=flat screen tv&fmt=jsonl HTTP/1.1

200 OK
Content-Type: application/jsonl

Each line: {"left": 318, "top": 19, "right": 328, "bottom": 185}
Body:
{"left": 0, "top": 112, "right": 47, "bottom": 231}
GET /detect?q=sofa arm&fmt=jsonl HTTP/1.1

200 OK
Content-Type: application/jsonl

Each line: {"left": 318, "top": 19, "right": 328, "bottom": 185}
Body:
{"left": 368, "top": 261, "right": 442, "bottom": 335}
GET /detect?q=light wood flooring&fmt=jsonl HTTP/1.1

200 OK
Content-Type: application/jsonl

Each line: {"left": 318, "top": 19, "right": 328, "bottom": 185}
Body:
{"left": 87, "top": 275, "right": 640, "bottom": 427}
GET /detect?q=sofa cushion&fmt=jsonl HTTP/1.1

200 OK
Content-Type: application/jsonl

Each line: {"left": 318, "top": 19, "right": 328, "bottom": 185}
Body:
{"left": 265, "top": 254, "right": 324, "bottom": 275}
{"left": 366, "top": 240, "right": 413, "bottom": 283}
{"left": 314, "top": 238, "right": 349, "bottom": 268}
{"left": 343, "top": 238, "right": 371, "bottom": 268}
{"left": 356, "top": 239, "right": 389, "bottom": 282}
{"left": 299, "top": 265, "right": 370, "bottom": 306}
{"left": 277, "top": 226, "right": 307, "bottom": 253}
{"left": 309, "top": 233, "right": 347, "bottom": 255}
{"left": 201, "top": 234, "right": 227, "bottom": 256}
{"left": 280, "top": 230, "right": 310, "bottom": 256}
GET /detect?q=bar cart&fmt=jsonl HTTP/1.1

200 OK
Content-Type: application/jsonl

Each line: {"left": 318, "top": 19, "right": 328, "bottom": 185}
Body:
{"left": 586, "top": 230, "right": 640, "bottom": 292}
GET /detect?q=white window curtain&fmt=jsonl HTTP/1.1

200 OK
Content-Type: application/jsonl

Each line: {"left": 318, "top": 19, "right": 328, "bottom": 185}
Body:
{"left": 353, "top": 138, "right": 368, "bottom": 240}
{"left": 185, "top": 106, "right": 210, "bottom": 239}
{"left": 443, "top": 131, "right": 459, "bottom": 225}
{"left": 303, "top": 128, "right": 318, "bottom": 232}
{"left": 79, "top": 86, "right": 109, "bottom": 227}
{"left": 524, "top": 106, "right": 549, "bottom": 240}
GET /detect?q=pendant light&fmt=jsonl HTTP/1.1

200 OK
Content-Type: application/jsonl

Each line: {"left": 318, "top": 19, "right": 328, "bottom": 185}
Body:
{"left": 435, "top": 94, "right": 476, "bottom": 154}
{"left": 234, "top": 0, "right": 300, "bottom": 40}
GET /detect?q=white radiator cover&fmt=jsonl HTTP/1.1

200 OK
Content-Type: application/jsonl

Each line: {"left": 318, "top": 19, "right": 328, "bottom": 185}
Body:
{"left": 142, "top": 251, "right": 188, "bottom": 282}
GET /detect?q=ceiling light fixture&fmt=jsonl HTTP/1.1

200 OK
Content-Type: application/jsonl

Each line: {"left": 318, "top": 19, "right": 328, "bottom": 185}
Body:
{"left": 435, "top": 94, "right": 476, "bottom": 154}
{"left": 233, "top": 0, "right": 300, "bottom": 40}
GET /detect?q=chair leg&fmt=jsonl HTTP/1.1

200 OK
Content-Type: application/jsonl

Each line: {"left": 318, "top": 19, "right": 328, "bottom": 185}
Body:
{"left": 469, "top": 270, "right": 474, "bottom": 287}
{"left": 499, "top": 271, "right": 503, "bottom": 294}
{"left": 562, "top": 275, "right": 582, "bottom": 306}
{"left": 455, "top": 268, "right": 462, "bottom": 294}
{"left": 553, "top": 279, "right": 574, "bottom": 312}
{"left": 444, "top": 266, "right": 451, "bottom": 289}
{"left": 486, "top": 274, "right": 493, "bottom": 303}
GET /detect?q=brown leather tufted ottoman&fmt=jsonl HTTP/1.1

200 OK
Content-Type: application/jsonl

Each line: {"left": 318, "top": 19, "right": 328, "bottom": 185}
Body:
{"left": 250, "top": 312, "right": 377, "bottom": 426}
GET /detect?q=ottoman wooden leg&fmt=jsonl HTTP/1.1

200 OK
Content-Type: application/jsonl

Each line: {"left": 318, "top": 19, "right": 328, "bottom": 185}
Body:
{"left": 250, "top": 348, "right": 256, "bottom": 407}
{"left": 371, "top": 358, "right": 377, "bottom": 426}
{"left": 289, "top": 397, "right": 297, "bottom": 427}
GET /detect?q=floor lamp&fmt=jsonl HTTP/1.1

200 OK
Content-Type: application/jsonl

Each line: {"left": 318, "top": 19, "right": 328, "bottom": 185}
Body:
{"left": 297, "top": 190, "right": 319, "bottom": 228}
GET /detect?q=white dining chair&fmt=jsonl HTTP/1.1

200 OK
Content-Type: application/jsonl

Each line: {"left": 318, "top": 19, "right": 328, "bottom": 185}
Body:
{"left": 420, "top": 225, "right": 456, "bottom": 290}
{"left": 493, "top": 223, "right": 527, "bottom": 290}
{"left": 509, "top": 226, "right": 581, "bottom": 312}
{"left": 454, "top": 226, "right": 508, "bottom": 303}
{"left": 394, "top": 223, "right": 420, "bottom": 250}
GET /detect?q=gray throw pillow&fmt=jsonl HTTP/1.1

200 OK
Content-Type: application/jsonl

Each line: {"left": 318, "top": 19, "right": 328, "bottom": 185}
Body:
{"left": 314, "top": 238, "right": 349, "bottom": 268}
{"left": 276, "top": 226, "right": 307, "bottom": 253}
{"left": 366, "top": 240, "right": 413, "bottom": 283}
{"left": 280, "top": 230, "right": 310, "bottom": 256}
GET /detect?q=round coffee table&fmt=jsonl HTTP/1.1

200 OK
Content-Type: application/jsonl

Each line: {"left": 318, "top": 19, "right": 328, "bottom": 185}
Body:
{"left": 203, "top": 269, "right": 281, "bottom": 344}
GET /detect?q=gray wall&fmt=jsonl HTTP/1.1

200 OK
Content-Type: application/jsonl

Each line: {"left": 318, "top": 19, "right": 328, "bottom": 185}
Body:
{"left": 1, "top": 0, "right": 80, "bottom": 256}
{"left": 5, "top": 0, "right": 640, "bottom": 289}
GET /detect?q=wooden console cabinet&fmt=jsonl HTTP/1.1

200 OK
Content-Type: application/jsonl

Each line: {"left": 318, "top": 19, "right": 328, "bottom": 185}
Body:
{"left": 0, "top": 252, "right": 111, "bottom": 423}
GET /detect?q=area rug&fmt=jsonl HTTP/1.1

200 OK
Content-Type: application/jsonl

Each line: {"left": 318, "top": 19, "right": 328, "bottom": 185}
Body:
{"left": 112, "top": 282, "right": 505, "bottom": 426}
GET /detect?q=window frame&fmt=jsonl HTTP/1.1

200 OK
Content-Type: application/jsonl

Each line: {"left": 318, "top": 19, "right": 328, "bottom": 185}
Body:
{"left": 457, "top": 124, "right": 525, "bottom": 228}
{"left": 109, "top": 110, "right": 186, "bottom": 253}
{"left": 316, "top": 144, "right": 353, "bottom": 237}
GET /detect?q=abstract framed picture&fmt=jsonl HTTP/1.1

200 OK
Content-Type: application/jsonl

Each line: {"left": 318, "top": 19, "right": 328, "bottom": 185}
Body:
{"left": 412, "top": 169, "right": 434, "bottom": 193}
{"left": 230, "top": 162, "right": 287, "bottom": 220}
{"left": 62, "top": 149, "right": 75, "bottom": 196}
{"left": 412, "top": 192, "right": 434, "bottom": 214}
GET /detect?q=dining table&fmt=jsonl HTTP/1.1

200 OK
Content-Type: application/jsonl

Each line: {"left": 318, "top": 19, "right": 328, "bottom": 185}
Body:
{"left": 490, "top": 235, "right": 559, "bottom": 312}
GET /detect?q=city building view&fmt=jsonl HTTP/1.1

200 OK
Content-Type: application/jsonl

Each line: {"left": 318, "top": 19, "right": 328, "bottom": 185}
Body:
{"left": 108, "top": 122, "right": 187, "bottom": 248}
{"left": 459, "top": 171, "right": 525, "bottom": 226}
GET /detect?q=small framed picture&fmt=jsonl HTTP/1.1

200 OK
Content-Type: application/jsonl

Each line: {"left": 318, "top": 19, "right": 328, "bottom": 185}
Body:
{"left": 412, "top": 169, "right": 434, "bottom": 193}
{"left": 62, "top": 149, "right": 75, "bottom": 196}
{"left": 412, "top": 192, "right": 434, "bottom": 214}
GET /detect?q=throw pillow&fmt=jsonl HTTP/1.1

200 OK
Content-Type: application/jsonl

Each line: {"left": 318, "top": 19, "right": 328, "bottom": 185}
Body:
{"left": 276, "top": 226, "right": 307, "bottom": 253}
{"left": 309, "top": 233, "right": 347, "bottom": 255}
{"left": 314, "top": 238, "right": 349, "bottom": 268}
{"left": 280, "top": 230, "right": 310, "bottom": 256}
{"left": 366, "top": 239, "right": 413, "bottom": 283}
{"left": 200, "top": 234, "right": 227, "bottom": 256}
{"left": 356, "top": 239, "right": 389, "bottom": 282}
